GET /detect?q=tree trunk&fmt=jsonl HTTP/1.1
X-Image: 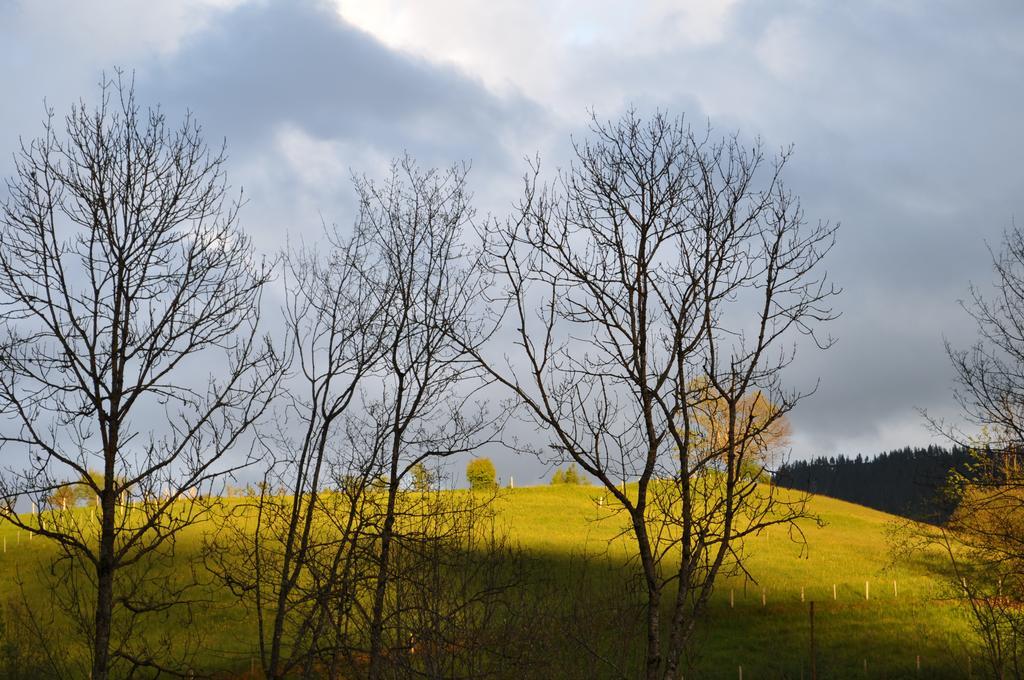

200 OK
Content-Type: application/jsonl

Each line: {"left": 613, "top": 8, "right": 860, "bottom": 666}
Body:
{"left": 267, "top": 535, "right": 291, "bottom": 679}
{"left": 663, "top": 588, "right": 700, "bottom": 680}
{"left": 367, "top": 488, "right": 398, "bottom": 680}
{"left": 645, "top": 586, "right": 662, "bottom": 680}
{"left": 634, "top": 515, "right": 662, "bottom": 680}
{"left": 368, "top": 361, "right": 407, "bottom": 680}
{"left": 92, "top": 486, "right": 117, "bottom": 680}
{"left": 662, "top": 587, "right": 689, "bottom": 680}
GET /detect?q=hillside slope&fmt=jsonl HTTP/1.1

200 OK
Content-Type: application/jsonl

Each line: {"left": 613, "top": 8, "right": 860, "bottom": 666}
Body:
{"left": 0, "top": 486, "right": 970, "bottom": 678}
{"left": 496, "top": 485, "right": 968, "bottom": 679}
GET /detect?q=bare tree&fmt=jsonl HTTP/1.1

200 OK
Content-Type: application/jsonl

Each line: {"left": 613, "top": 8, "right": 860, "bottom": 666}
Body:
{"left": 346, "top": 158, "right": 497, "bottom": 680}
{"left": 207, "top": 230, "right": 383, "bottom": 678}
{"left": 204, "top": 211, "right": 391, "bottom": 679}
{"left": 466, "top": 111, "right": 837, "bottom": 679}
{"left": 949, "top": 226, "right": 1024, "bottom": 453}
{"left": 915, "top": 224, "right": 1024, "bottom": 678}
{"left": 204, "top": 157, "right": 509, "bottom": 680}
{"left": 0, "top": 74, "right": 280, "bottom": 679}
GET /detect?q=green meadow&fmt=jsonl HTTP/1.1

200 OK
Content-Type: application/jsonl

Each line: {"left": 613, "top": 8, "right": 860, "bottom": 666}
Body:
{"left": 499, "top": 485, "right": 971, "bottom": 679}
{"left": 0, "top": 485, "right": 972, "bottom": 679}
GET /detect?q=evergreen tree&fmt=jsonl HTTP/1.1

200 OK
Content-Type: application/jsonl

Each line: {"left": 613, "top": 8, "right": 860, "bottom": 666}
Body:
{"left": 775, "top": 445, "right": 973, "bottom": 522}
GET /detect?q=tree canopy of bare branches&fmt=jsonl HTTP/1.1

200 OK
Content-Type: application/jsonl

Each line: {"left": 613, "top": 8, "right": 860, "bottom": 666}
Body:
{"left": 342, "top": 158, "right": 498, "bottom": 680}
{"left": 0, "top": 74, "right": 281, "bottom": 679}
{"left": 203, "top": 157, "right": 512, "bottom": 680}
{"left": 467, "top": 110, "right": 838, "bottom": 679}
{"left": 917, "top": 224, "right": 1024, "bottom": 678}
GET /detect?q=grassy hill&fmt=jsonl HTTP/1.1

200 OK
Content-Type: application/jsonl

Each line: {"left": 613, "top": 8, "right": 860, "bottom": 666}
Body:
{"left": 0, "top": 485, "right": 971, "bottom": 679}
{"left": 499, "top": 485, "right": 969, "bottom": 679}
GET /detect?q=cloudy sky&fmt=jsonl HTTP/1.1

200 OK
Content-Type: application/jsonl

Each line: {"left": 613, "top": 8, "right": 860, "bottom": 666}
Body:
{"left": 3, "top": 0, "right": 1023, "bottom": 481}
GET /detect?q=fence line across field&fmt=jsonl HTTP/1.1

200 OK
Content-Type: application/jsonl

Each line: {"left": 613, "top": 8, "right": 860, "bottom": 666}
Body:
{"left": 723, "top": 579, "right": 911, "bottom": 607}
{"left": 0, "top": 538, "right": 926, "bottom": 607}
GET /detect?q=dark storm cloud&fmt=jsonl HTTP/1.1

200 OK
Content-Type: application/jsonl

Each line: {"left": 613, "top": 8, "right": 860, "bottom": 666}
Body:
{"left": 0, "top": 0, "right": 552, "bottom": 481}
{"left": 122, "top": 0, "right": 548, "bottom": 268}
{"left": 142, "top": 0, "right": 541, "bottom": 170}
{"left": 730, "top": 2, "right": 1024, "bottom": 453}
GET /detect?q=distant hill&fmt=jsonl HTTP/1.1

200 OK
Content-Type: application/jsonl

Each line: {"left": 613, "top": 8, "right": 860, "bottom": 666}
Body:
{"left": 774, "top": 445, "right": 973, "bottom": 522}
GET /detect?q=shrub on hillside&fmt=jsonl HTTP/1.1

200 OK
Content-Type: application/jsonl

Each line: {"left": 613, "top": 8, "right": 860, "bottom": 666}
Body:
{"left": 550, "top": 463, "right": 582, "bottom": 485}
{"left": 466, "top": 458, "right": 497, "bottom": 490}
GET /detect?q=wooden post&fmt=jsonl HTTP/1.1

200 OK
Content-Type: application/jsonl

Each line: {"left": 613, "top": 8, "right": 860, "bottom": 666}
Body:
{"left": 801, "top": 586, "right": 805, "bottom": 602}
{"left": 893, "top": 579, "right": 898, "bottom": 598}
{"left": 730, "top": 588, "right": 735, "bottom": 608}
{"left": 916, "top": 654, "right": 921, "bottom": 674}
{"left": 809, "top": 601, "right": 817, "bottom": 680}
{"left": 865, "top": 580, "right": 870, "bottom": 600}
{"left": 738, "top": 666, "right": 743, "bottom": 680}
{"left": 833, "top": 583, "right": 837, "bottom": 600}
{"left": 762, "top": 588, "right": 766, "bottom": 607}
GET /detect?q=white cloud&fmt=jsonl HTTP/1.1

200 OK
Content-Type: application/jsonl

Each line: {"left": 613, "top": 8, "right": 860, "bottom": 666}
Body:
{"left": 334, "top": 0, "right": 740, "bottom": 117}
{"left": 754, "top": 16, "right": 812, "bottom": 81}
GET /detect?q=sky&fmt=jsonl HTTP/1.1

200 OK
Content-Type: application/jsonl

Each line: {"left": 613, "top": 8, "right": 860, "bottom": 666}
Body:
{"left": 2, "top": 0, "right": 1023, "bottom": 483}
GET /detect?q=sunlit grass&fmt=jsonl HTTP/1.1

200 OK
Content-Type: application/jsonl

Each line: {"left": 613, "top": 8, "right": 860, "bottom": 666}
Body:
{"left": 0, "top": 485, "right": 972, "bottom": 678}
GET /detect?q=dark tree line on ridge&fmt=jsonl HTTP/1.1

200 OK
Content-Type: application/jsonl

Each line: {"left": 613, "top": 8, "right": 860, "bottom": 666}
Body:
{"left": 775, "top": 445, "right": 978, "bottom": 523}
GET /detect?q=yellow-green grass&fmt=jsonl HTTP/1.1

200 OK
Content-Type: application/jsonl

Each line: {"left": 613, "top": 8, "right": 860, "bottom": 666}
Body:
{"left": 493, "top": 485, "right": 970, "bottom": 679}
{"left": 0, "top": 486, "right": 973, "bottom": 679}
